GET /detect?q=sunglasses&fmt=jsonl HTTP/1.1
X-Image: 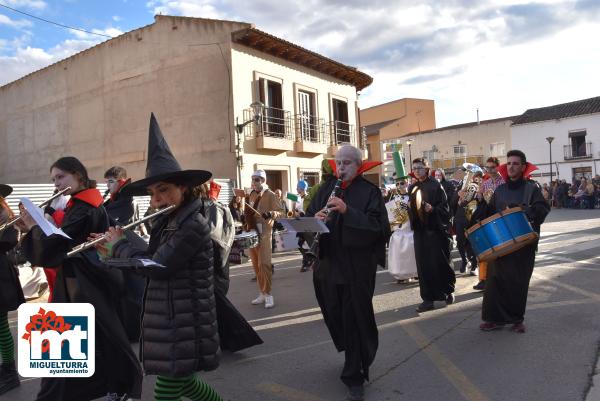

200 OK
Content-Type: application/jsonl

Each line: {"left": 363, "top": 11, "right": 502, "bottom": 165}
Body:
{"left": 252, "top": 177, "right": 262, "bottom": 182}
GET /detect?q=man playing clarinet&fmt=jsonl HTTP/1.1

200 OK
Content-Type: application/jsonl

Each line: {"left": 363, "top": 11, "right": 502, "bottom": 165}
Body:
{"left": 306, "top": 145, "right": 389, "bottom": 401}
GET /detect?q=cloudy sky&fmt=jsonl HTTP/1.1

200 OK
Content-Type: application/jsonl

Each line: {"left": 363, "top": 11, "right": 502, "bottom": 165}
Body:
{"left": 0, "top": 0, "right": 599, "bottom": 127}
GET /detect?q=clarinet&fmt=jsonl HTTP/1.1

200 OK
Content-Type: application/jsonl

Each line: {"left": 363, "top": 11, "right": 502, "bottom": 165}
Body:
{"left": 306, "top": 178, "right": 343, "bottom": 260}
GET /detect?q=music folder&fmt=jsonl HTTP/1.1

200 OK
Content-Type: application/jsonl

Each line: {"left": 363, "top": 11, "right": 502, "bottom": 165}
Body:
{"left": 20, "top": 197, "right": 71, "bottom": 239}
{"left": 277, "top": 217, "right": 330, "bottom": 233}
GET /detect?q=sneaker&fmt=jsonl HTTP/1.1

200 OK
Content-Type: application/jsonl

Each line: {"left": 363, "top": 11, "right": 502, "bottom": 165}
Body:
{"left": 264, "top": 295, "right": 275, "bottom": 309}
{"left": 473, "top": 280, "right": 486, "bottom": 291}
{"left": 445, "top": 293, "right": 455, "bottom": 305}
{"left": 510, "top": 323, "right": 526, "bottom": 333}
{"left": 416, "top": 301, "right": 435, "bottom": 313}
{"left": 251, "top": 294, "right": 266, "bottom": 305}
{"left": 347, "top": 384, "right": 365, "bottom": 401}
{"left": 479, "top": 322, "right": 503, "bottom": 331}
{"left": 469, "top": 265, "right": 478, "bottom": 276}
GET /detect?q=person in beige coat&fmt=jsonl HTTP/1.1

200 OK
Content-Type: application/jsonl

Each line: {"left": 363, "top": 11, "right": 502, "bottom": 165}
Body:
{"left": 244, "top": 170, "right": 283, "bottom": 308}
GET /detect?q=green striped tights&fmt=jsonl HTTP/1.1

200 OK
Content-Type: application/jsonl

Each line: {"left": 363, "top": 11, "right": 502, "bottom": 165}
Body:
{"left": 0, "top": 312, "right": 15, "bottom": 365}
{"left": 154, "top": 374, "right": 222, "bottom": 401}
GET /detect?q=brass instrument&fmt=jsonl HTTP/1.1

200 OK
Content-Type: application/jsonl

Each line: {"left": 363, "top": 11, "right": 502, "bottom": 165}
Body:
{"left": 67, "top": 204, "right": 176, "bottom": 257}
{"left": 306, "top": 179, "right": 343, "bottom": 260}
{"left": 461, "top": 163, "right": 484, "bottom": 221}
{"left": 0, "top": 186, "right": 72, "bottom": 233}
{"left": 389, "top": 195, "right": 409, "bottom": 226}
{"left": 287, "top": 210, "right": 295, "bottom": 218}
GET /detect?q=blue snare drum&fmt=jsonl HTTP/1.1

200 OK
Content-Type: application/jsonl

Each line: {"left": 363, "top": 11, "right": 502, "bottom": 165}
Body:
{"left": 466, "top": 207, "right": 538, "bottom": 262}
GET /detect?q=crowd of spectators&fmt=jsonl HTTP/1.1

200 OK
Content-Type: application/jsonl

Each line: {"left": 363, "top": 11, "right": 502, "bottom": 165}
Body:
{"left": 542, "top": 174, "right": 600, "bottom": 209}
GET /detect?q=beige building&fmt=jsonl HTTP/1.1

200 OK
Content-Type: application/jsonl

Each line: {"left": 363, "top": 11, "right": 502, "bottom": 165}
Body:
{"left": 0, "top": 16, "right": 371, "bottom": 194}
{"left": 402, "top": 116, "right": 516, "bottom": 174}
{"left": 360, "top": 98, "right": 436, "bottom": 184}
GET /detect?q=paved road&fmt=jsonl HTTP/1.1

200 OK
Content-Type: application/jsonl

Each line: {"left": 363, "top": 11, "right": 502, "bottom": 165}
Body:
{"left": 6, "top": 208, "right": 600, "bottom": 401}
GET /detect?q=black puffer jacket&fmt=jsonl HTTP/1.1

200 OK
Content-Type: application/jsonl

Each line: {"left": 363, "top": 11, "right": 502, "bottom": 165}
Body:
{"left": 113, "top": 198, "right": 219, "bottom": 377}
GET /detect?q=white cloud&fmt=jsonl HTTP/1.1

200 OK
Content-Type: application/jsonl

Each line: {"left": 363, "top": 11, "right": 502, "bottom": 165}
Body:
{"left": 112, "top": 15, "right": 122, "bottom": 22}
{"left": 3, "top": 0, "right": 47, "bottom": 9}
{"left": 0, "top": 13, "right": 33, "bottom": 28}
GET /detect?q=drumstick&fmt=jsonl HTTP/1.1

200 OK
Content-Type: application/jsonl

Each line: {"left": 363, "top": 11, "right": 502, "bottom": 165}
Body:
{"left": 244, "top": 203, "right": 262, "bottom": 217}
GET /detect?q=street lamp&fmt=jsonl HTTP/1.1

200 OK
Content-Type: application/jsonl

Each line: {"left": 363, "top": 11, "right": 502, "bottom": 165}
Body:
{"left": 234, "top": 101, "right": 264, "bottom": 187}
{"left": 406, "top": 139, "right": 413, "bottom": 171}
{"left": 235, "top": 101, "right": 264, "bottom": 134}
{"left": 546, "top": 136, "right": 554, "bottom": 185}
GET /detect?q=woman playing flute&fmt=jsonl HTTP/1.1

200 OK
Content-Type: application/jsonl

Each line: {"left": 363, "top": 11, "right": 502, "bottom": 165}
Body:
{"left": 17, "top": 156, "right": 142, "bottom": 401}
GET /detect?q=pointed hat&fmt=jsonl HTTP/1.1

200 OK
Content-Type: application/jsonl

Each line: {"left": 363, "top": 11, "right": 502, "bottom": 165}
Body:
{"left": 121, "top": 113, "right": 212, "bottom": 196}
{"left": 0, "top": 184, "right": 13, "bottom": 198}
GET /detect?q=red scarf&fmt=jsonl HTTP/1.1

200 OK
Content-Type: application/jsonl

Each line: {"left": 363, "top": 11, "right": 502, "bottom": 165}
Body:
{"left": 66, "top": 188, "right": 104, "bottom": 211}
{"left": 328, "top": 159, "right": 382, "bottom": 189}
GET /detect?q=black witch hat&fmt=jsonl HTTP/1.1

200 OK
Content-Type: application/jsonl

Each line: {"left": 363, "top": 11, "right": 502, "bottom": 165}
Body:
{"left": 0, "top": 184, "right": 13, "bottom": 198}
{"left": 121, "top": 113, "right": 212, "bottom": 196}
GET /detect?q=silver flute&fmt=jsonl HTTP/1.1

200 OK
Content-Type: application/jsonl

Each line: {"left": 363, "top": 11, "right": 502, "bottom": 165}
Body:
{"left": 67, "top": 204, "right": 176, "bottom": 257}
{"left": 0, "top": 186, "right": 72, "bottom": 233}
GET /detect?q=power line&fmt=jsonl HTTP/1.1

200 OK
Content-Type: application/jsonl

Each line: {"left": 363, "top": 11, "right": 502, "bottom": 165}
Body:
{"left": 0, "top": 2, "right": 113, "bottom": 38}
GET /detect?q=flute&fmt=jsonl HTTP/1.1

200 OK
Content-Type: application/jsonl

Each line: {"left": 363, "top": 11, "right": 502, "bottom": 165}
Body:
{"left": 67, "top": 204, "right": 176, "bottom": 257}
{"left": 0, "top": 186, "right": 72, "bottom": 233}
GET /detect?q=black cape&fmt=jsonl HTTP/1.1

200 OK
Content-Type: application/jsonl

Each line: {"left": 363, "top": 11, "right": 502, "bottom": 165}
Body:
{"left": 0, "top": 223, "right": 25, "bottom": 312}
{"left": 408, "top": 176, "right": 455, "bottom": 302}
{"left": 306, "top": 176, "right": 390, "bottom": 383}
{"left": 103, "top": 191, "right": 135, "bottom": 225}
{"left": 473, "top": 178, "right": 550, "bottom": 324}
{"left": 22, "top": 196, "right": 143, "bottom": 401}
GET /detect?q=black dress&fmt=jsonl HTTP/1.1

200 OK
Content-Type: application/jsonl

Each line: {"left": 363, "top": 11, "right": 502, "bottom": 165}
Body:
{"left": 473, "top": 178, "right": 550, "bottom": 324}
{"left": 22, "top": 189, "right": 142, "bottom": 401}
{"left": 408, "top": 176, "right": 456, "bottom": 302}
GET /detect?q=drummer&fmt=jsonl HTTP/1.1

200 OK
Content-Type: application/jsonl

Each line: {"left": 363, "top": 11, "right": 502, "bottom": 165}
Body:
{"left": 472, "top": 150, "right": 549, "bottom": 333}
{"left": 244, "top": 170, "right": 283, "bottom": 309}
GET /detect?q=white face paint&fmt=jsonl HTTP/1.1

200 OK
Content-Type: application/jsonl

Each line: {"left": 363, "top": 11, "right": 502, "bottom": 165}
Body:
{"left": 412, "top": 164, "right": 428, "bottom": 180}
{"left": 434, "top": 171, "right": 443, "bottom": 182}
{"left": 335, "top": 148, "right": 360, "bottom": 181}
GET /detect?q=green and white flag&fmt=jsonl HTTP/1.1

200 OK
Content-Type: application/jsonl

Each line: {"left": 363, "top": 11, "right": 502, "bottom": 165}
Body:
{"left": 286, "top": 192, "right": 299, "bottom": 202}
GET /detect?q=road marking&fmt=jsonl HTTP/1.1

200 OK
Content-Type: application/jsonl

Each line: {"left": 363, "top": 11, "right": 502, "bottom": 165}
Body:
{"left": 248, "top": 307, "right": 321, "bottom": 324}
{"left": 256, "top": 381, "right": 332, "bottom": 401}
{"left": 402, "top": 323, "right": 492, "bottom": 401}
{"left": 533, "top": 272, "right": 600, "bottom": 301}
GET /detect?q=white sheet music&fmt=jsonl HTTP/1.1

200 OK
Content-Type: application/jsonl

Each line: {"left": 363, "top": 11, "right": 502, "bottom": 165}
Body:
{"left": 20, "top": 197, "right": 71, "bottom": 239}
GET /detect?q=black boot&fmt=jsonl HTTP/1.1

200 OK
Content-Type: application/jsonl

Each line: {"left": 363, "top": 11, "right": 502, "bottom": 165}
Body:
{"left": 0, "top": 361, "right": 20, "bottom": 395}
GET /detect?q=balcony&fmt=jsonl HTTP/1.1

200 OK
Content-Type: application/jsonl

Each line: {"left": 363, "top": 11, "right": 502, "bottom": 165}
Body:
{"left": 294, "top": 114, "right": 327, "bottom": 154}
{"left": 564, "top": 142, "right": 592, "bottom": 160}
{"left": 327, "top": 121, "right": 355, "bottom": 155}
{"left": 245, "top": 107, "right": 294, "bottom": 151}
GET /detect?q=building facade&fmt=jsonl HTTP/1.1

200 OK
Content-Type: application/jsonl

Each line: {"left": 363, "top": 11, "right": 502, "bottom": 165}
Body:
{"left": 0, "top": 16, "right": 371, "bottom": 195}
{"left": 360, "top": 98, "right": 436, "bottom": 184}
{"left": 511, "top": 96, "right": 600, "bottom": 184}
{"left": 400, "top": 116, "right": 514, "bottom": 175}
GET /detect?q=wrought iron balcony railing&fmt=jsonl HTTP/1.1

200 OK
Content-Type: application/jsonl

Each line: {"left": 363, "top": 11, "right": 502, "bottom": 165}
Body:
{"left": 243, "top": 106, "right": 293, "bottom": 140}
{"left": 328, "top": 121, "right": 355, "bottom": 146}
{"left": 564, "top": 142, "right": 592, "bottom": 160}
{"left": 295, "top": 114, "right": 326, "bottom": 144}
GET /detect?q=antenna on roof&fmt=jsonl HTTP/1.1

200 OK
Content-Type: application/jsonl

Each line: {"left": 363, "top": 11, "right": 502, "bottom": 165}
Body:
{"left": 477, "top": 108, "right": 480, "bottom": 125}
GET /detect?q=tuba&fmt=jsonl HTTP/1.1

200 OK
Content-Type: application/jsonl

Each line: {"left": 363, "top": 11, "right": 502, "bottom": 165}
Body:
{"left": 389, "top": 195, "right": 409, "bottom": 226}
{"left": 462, "top": 163, "right": 484, "bottom": 221}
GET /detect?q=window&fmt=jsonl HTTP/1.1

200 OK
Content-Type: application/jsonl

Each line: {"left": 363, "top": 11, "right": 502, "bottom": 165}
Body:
{"left": 297, "top": 90, "right": 318, "bottom": 141}
{"left": 258, "top": 78, "right": 285, "bottom": 137}
{"left": 453, "top": 145, "right": 467, "bottom": 155}
{"left": 569, "top": 130, "right": 587, "bottom": 157}
{"left": 300, "top": 171, "right": 320, "bottom": 187}
{"left": 332, "top": 98, "right": 351, "bottom": 144}
{"left": 422, "top": 150, "right": 435, "bottom": 163}
{"left": 489, "top": 142, "right": 505, "bottom": 157}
